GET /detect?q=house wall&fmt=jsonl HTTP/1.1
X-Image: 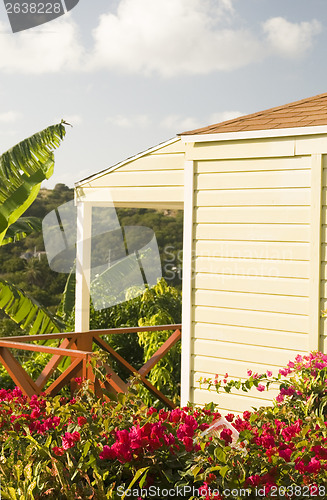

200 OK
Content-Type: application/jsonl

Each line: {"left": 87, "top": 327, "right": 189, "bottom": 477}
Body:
{"left": 75, "top": 139, "right": 185, "bottom": 209}
{"left": 320, "top": 155, "right": 327, "bottom": 350}
{"left": 186, "top": 136, "right": 327, "bottom": 413}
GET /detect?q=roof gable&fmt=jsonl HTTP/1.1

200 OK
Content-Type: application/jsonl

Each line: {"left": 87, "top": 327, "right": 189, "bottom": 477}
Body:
{"left": 180, "top": 92, "right": 327, "bottom": 136}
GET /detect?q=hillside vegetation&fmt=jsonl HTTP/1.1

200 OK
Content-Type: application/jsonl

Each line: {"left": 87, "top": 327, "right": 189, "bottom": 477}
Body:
{"left": 0, "top": 184, "right": 183, "bottom": 337}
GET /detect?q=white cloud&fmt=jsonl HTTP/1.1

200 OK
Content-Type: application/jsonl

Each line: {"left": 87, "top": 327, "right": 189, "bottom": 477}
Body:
{"left": 160, "top": 110, "right": 244, "bottom": 132}
{"left": 89, "top": 0, "right": 262, "bottom": 76}
{"left": 0, "top": 16, "right": 83, "bottom": 74}
{"left": 208, "top": 110, "right": 243, "bottom": 123}
{"left": 106, "top": 114, "right": 151, "bottom": 128}
{"left": 263, "top": 17, "right": 322, "bottom": 58}
{"left": 0, "top": 111, "right": 21, "bottom": 123}
{"left": 160, "top": 115, "right": 202, "bottom": 131}
{"left": 0, "top": 2, "right": 322, "bottom": 77}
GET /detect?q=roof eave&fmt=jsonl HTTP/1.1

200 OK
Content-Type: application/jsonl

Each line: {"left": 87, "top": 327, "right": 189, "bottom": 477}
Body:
{"left": 75, "top": 136, "right": 180, "bottom": 187}
{"left": 180, "top": 124, "right": 327, "bottom": 144}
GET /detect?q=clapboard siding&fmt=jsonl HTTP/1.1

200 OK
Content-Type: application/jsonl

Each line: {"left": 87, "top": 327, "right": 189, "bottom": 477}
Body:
{"left": 195, "top": 169, "right": 310, "bottom": 190}
{"left": 320, "top": 156, "right": 327, "bottom": 350}
{"left": 192, "top": 388, "right": 274, "bottom": 414}
{"left": 195, "top": 257, "right": 309, "bottom": 278}
{"left": 194, "top": 306, "right": 309, "bottom": 333}
{"left": 77, "top": 138, "right": 184, "bottom": 209}
{"left": 193, "top": 339, "right": 308, "bottom": 366}
{"left": 191, "top": 154, "right": 311, "bottom": 411}
{"left": 196, "top": 156, "right": 310, "bottom": 173}
{"left": 194, "top": 323, "right": 309, "bottom": 350}
{"left": 190, "top": 138, "right": 295, "bottom": 160}
{"left": 195, "top": 273, "right": 309, "bottom": 296}
{"left": 196, "top": 188, "right": 310, "bottom": 206}
{"left": 191, "top": 353, "right": 305, "bottom": 380}
{"left": 195, "top": 206, "right": 310, "bottom": 224}
{"left": 195, "top": 240, "right": 310, "bottom": 260}
{"left": 194, "top": 290, "right": 310, "bottom": 315}
{"left": 195, "top": 223, "right": 310, "bottom": 242}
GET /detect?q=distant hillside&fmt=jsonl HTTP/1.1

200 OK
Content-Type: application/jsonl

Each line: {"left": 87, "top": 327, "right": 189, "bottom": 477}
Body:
{"left": 0, "top": 184, "right": 183, "bottom": 337}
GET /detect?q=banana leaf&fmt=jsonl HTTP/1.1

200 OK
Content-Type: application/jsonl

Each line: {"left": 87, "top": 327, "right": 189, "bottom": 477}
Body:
{"left": 2, "top": 216, "right": 42, "bottom": 245}
{"left": 0, "top": 278, "right": 65, "bottom": 335}
{"left": 0, "top": 122, "right": 66, "bottom": 245}
{"left": 57, "top": 266, "right": 76, "bottom": 321}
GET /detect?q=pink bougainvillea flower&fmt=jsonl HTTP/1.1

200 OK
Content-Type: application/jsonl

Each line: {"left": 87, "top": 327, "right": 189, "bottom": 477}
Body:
{"left": 52, "top": 446, "right": 65, "bottom": 456}
{"left": 77, "top": 416, "right": 87, "bottom": 426}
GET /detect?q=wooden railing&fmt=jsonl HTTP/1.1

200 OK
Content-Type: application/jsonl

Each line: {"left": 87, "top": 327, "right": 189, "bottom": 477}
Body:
{"left": 0, "top": 325, "right": 182, "bottom": 409}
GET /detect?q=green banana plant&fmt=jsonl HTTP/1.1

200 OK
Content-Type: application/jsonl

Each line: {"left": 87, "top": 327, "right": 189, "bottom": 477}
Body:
{"left": 0, "top": 122, "right": 67, "bottom": 335}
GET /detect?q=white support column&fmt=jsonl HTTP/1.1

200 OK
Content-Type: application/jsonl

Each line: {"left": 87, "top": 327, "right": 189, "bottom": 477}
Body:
{"left": 75, "top": 202, "right": 92, "bottom": 333}
{"left": 180, "top": 158, "right": 195, "bottom": 406}
{"left": 309, "top": 154, "right": 323, "bottom": 351}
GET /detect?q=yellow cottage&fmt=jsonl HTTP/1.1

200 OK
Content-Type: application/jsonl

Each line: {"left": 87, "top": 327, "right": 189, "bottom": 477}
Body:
{"left": 75, "top": 92, "right": 327, "bottom": 413}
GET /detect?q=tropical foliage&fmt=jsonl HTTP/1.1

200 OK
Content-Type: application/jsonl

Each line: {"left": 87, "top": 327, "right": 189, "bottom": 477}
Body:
{"left": 1, "top": 352, "right": 327, "bottom": 499}
{"left": 88, "top": 278, "right": 182, "bottom": 405}
{"left": 0, "top": 123, "right": 66, "bottom": 336}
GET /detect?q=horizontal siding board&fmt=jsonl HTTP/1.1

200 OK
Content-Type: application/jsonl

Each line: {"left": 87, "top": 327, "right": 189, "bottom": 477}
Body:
{"left": 295, "top": 135, "right": 327, "bottom": 155}
{"left": 192, "top": 389, "right": 274, "bottom": 413}
{"left": 194, "top": 323, "right": 309, "bottom": 350}
{"left": 195, "top": 170, "right": 310, "bottom": 190}
{"left": 196, "top": 188, "right": 310, "bottom": 206}
{"left": 193, "top": 339, "right": 308, "bottom": 366}
{"left": 194, "top": 223, "right": 310, "bottom": 242}
{"left": 193, "top": 306, "right": 309, "bottom": 333}
{"left": 89, "top": 170, "right": 184, "bottom": 188}
{"left": 195, "top": 257, "right": 309, "bottom": 278}
{"left": 195, "top": 273, "right": 309, "bottom": 296}
{"left": 194, "top": 290, "right": 310, "bottom": 315}
{"left": 118, "top": 154, "right": 184, "bottom": 171}
{"left": 190, "top": 138, "right": 295, "bottom": 160}
{"left": 195, "top": 156, "right": 310, "bottom": 173}
{"left": 78, "top": 186, "right": 184, "bottom": 204}
{"left": 195, "top": 240, "right": 310, "bottom": 260}
{"left": 195, "top": 206, "right": 310, "bottom": 224}
{"left": 192, "top": 353, "right": 304, "bottom": 378}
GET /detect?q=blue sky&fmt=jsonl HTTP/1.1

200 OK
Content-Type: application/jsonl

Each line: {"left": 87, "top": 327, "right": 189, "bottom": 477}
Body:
{"left": 0, "top": 0, "right": 326, "bottom": 187}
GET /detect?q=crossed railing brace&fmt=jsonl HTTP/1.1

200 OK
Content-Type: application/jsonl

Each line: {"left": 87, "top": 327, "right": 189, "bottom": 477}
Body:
{"left": 0, "top": 325, "right": 182, "bottom": 409}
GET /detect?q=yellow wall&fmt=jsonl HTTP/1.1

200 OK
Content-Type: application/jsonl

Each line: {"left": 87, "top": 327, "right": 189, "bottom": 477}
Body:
{"left": 187, "top": 135, "right": 327, "bottom": 414}
{"left": 76, "top": 139, "right": 184, "bottom": 209}
{"left": 320, "top": 156, "right": 327, "bottom": 350}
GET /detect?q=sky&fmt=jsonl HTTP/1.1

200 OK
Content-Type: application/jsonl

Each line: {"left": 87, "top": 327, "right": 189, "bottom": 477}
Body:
{"left": 0, "top": 0, "right": 326, "bottom": 188}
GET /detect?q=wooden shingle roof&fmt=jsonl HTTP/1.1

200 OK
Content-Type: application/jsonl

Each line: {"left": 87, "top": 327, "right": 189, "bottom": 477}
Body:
{"left": 180, "top": 92, "right": 327, "bottom": 136}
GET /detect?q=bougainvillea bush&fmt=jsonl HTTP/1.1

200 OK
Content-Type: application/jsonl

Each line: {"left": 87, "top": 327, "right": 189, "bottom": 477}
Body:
{"left": 1, "top": 352, "right": 327, "bottom": 499}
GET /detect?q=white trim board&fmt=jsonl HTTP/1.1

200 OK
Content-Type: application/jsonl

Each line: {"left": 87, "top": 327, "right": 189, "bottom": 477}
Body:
{"left": 180, "top": 125, "right": 327, "bottom": 144}
{"left": 75, "top": 137, "right": 180, "bottom": 188}
{"left": 180, "top": 159, "right": 194, "bottom": 406}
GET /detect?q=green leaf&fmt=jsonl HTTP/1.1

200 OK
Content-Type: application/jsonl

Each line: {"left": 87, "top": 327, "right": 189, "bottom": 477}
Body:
{"left": 57, "top": 266, "right": 76, "bottom": 321}
{"left": 214, "top": 447, "right": 226, "bottom": 464}
{"left": 0, "top": 278, "right": 65, "bottom": 335}
{"left": 219, "top": 465, "right": 229, "bottom": 479}
{"left": 0, "top": 122, "right": 66, "bottom": 246}
{"left": 122, "top": 467, "right": 150, "bottom": 499}
{"left": 1, "top": 216, "right": 42, "bottom": 245}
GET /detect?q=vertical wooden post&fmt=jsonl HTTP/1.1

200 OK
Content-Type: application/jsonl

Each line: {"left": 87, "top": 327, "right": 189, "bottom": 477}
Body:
{"left": 309, "top": 154, "right": 323, "bottom": 351}
{"left": 180, "top": 153, "right": 195, "bottom": 406}
{"left": 74, "top": 202, "right": 93, "bottom": 386}
{"left": 75, "top": 201, "right": 92, "bottom": 334}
